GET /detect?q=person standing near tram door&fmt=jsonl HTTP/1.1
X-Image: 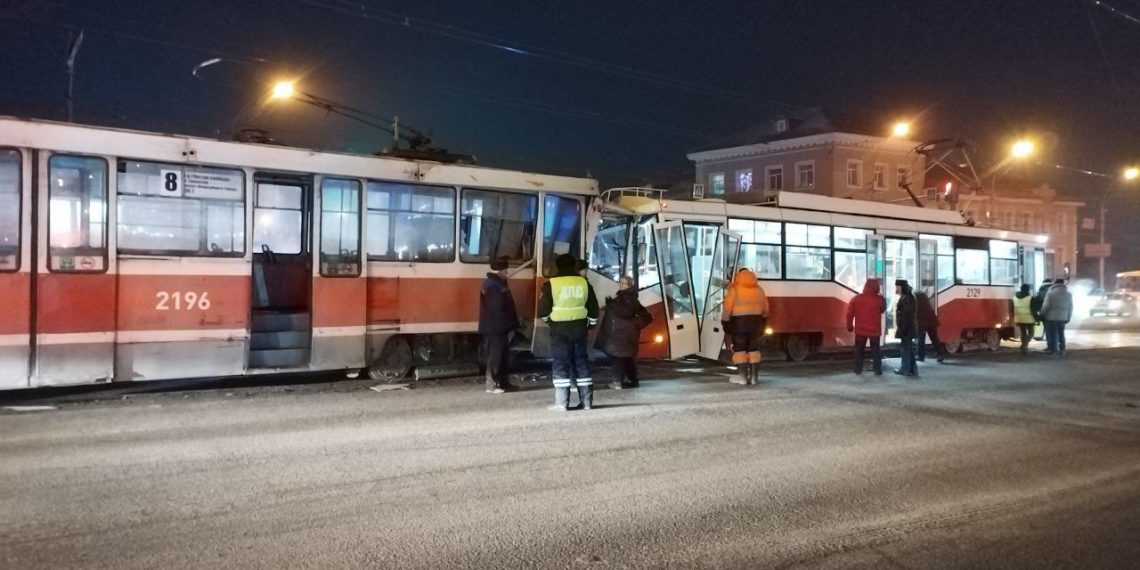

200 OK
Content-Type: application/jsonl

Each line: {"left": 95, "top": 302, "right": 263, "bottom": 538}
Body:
{"left": 847, "top": 278, "right": 885, "bottom": 375}
{"left": 894, "top": 279, "right": 919, "bottom": 377}
{"left": 1040, "top": 278, "right": 1073, "bottom": 356}
{"left": 479, "top": 257, "right": 519, "bottom": 394}
{"left": 722, "top": 268, "right": 769, "bottom": 385}
{"left": 596, "top": 275, "right": 652, "bottom": 390}
{"left": 1012, "top": 283, "right": 1036, "bottom": 354}
{"left": 539, "top": 254, "right": 599, "bottom": 410}
{"left": 915, "top": 287, "right": 946, "bottom": 363}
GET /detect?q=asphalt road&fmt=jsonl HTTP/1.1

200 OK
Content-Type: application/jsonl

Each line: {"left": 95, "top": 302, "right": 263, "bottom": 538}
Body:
{"left": 2, "top": 349, "right": 1138, "bottom": 569}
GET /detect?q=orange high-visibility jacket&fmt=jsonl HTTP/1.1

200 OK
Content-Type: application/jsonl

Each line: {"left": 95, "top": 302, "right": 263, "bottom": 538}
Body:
{"left": 722, "top": 268, "right": 769, "bottom": 320}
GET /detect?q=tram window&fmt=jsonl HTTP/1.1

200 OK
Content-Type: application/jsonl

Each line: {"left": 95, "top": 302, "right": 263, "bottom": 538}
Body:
{"left": 253, "top": 183, "right": 304, "bottom": 255}
{"left": 739, "top": 243, "right": 781, "bottom": 279}
{"left": 921, "top": 234, "right": 955, "bottom": 291}
{"left": 0, "top": 150, "right": 19, "bottom": 271}
{"left": 785, "top": 223, "right": 830, "bottom": 248}
{"left": 786, "top": 246, "right": 831, "bottom": 280}
{"left": 590, "top": 215, "right": 628, "bottom": 282}
{"left": 629, "top": 217, "right": 660, "bottom": 289}
{"left": 834, "top": 250, "right": 867, "bottom": 291}
{"left": 319, "top": 178, "right": 361, "bottom": 277}
{"left": 542, "top": 195, "right": 581, "bottom": 276}
{"left": 117, "top": 161, "right": 245, "bottom": 256}
{"left": 989, "top": 239, "right": 1018, "bottom": 286}
{"left": 955, "top": 248, "right": 989, "bottom": 285}
{"left": 366, "top": 182, "right": 455, "bottom": 262}
{"left": 459, "top": 189, "right": 537, "bottom": 264}
{"left": 48, "top": 154, "right": 107, "bottom": 271}
{"left": 728, "top": 218, "right": 780, "bottom": 244}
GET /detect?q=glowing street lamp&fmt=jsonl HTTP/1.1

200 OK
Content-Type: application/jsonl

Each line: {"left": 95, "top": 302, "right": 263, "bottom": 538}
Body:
{"left": 891, "top": 121, "right": 911, "bottom": 138}
{"left": 1124, "top": 166, "right": 1139, "bottom": 181}
{"left": 1011, "top": 139, "right": 1034, "bottom": 159}
{"left": 270, "top": 81, "right": 295, "bottom": 100}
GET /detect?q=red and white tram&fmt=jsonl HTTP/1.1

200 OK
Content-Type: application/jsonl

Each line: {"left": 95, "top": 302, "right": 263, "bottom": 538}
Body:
{"left": 585, "top": 188, "right": 1052, "bottom": 361}
{"left": 0, "top": 117, "right": 596, "bottom": 389}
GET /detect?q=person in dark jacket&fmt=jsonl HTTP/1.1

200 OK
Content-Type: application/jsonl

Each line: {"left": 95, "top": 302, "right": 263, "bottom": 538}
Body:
{"left": 538, "top": 254, "right": 600, "bottom": 410}
{"left": 915, "top": 287, "right": 946, "bottom": 363}
{"left": 478, "top": 257, "right": 519, "bottom": 394}
{"left": 596, "top": 275, "right": 652, "bottom": 390}
{"left": 846, "top": 278, "right": 885, "bottom": 375}
{"left": 1030, "top": 280, "right": 1052, "bottom": 340}
{"left": 894, "top": 279, "right": 919, "bottom": 376}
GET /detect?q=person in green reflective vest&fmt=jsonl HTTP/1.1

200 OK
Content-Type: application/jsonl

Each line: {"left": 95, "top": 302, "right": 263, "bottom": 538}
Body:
{"left": 1012, "top": 283, "right": 1036, "bottom": 354}
{"left": 538, "top": 254, "right": 599, "bottom": 410}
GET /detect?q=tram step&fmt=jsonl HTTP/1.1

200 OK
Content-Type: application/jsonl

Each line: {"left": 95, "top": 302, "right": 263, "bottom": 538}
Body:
{"left": 251, "top": 311, "right": 311, "bottom": 333}
{"left": 250, "top": 331, "right": 311, "bottom": 350}
{"left": 248, "top": 348, "right": 310, "bottom": 369}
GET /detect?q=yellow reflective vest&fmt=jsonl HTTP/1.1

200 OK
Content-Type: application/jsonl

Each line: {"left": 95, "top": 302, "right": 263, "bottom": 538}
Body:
{"left": 1012, "top": 294, "right": 1035, "bottom": 324}
{"left": 549, "top": 276, "right": 589, "bottom": 322}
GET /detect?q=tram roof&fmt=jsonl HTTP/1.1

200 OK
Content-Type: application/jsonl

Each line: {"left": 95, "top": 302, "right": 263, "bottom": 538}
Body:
{"left": 0, "top": 116, "right": 598, "bottom": 196}
{"left": 607, "top": 188, "right": 1047, "bottom": 244}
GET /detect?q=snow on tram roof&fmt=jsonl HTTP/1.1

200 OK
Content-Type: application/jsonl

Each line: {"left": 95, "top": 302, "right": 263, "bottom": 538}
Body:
{"left": 0, "top": 116, "right": 598, "bottom": 196}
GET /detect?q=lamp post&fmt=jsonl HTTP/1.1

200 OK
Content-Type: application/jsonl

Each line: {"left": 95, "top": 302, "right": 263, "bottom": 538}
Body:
{"left": 1098, "top": 167, "right": 1140, "bottom": 291}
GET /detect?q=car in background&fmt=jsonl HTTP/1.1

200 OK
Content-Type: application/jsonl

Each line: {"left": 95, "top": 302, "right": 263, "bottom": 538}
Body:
{"left": 1090, "top": 293, "right": 1135, "bottom": 317}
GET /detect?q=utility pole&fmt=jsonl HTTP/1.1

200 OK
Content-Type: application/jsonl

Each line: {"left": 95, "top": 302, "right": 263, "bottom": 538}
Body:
{"left": 1099, "top": 195, "right": 1107, "bottom": 291}
{"left": 65, "top": 30, "right": 84, "bottom": 122}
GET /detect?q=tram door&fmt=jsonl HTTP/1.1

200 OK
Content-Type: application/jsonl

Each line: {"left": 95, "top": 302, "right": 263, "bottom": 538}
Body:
{"left": 883, "top": 237, "right": 917, "bottom": 339}
{"left": 311, "top": 177, "right": 365, "bottom": 369}
{"left": 249, "top": 175, "right": 313, "bottom": 369}
{"left": 653, "top": 220, "right": 699, "bottom": 359}
{"left": 697, "top": 228, "right": 741, "bottom": 360}
{"left": 919, "top": 238, "right": 939, "bottom": 311}
{"left": 34, "top": 153, "right": 117, "bottom": 385}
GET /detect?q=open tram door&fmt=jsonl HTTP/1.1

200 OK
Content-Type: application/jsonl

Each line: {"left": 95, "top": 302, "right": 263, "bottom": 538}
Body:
{"left": 249, "top": 174, "right": 313, "bottom": 369}
{"left": 696, "top": 228, "right": 741, "bottom": 360}
{"left": 653, "top": 220, "right": 699, "bottom": 359}
{"left": 867, "top": 234, "right": 885, "bottom": 338}
{"left": 919, "top": 237, "right": 939, "bottom": 311}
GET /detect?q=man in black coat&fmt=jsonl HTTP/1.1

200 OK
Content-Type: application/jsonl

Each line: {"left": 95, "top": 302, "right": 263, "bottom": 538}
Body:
{"left": 894, "top": 279, "right": 919, "bottom": 377}
{"left": 479, "top": 257, "right": 519, "bottom": 394}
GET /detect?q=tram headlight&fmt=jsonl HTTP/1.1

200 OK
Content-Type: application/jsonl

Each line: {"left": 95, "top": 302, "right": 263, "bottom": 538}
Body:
{"left": 654, "top": 334, "right": 665, "bottom": 344}
{"left": 764, "top": 327, "right": 774, "bottom": 336}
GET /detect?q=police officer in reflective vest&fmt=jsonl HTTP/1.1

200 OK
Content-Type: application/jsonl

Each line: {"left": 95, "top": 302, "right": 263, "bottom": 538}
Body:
{"left": 539, "top": 254, "right": 599, "bottom": 410}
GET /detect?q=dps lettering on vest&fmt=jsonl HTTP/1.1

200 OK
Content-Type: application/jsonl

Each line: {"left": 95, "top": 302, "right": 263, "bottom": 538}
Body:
{"left": 549, "top": 276, "right": 589, "bottom": 322}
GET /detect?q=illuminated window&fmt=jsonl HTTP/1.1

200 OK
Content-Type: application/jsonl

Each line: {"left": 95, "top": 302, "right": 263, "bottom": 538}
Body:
{"left": 736, "top": 169, "right": 753, "bottom": 193}
{"left": 368, "top": 182, "right": 455, "bottom": 263}
{"left": 49, "top": 154, "right": 107, "bottom": 272}
{"left": 460, "top": 188, "right": 537, "bottom": 264}
{"left": 0, "top": 150, "right": 19, "bottom": 271}
{"left": 319, "top": 178, "right": 361, "bottom": 277}
{"left": 874, "top": 163, "right": 888, "bottom": 190}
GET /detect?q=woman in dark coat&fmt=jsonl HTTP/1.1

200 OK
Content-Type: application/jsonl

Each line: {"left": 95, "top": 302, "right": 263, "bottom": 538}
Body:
{"left": 597, "top": 276, "right": 652, "bottom": 389}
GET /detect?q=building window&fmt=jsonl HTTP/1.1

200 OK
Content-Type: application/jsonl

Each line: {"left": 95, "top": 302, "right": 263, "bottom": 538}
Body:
{"left": 846, "top": 160, "right": 863, "bottom": 188}
{"left": 795, "top": 161, "right": 815, "bottom": 189}
{"left": 709, "top": 172, "right": 725, "bottom": 195}
{"left": 765, "top": 165, "right": 783, "bottom": 191}
{"left": 736, "top": 169, "right": 753, "bottom": 193}
{"left": 873, "top": 163, "right": 888, "bottom": 190}
{"left": 897, "top": 166, "right": 910, "bottom": 188}
{"left": 775, "top": 118, "right": 788, "bottom": 133}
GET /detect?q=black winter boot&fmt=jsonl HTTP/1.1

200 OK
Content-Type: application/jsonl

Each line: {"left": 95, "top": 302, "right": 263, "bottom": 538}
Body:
{"left": 577, "top": 383, "right": 594, "bottom": 410}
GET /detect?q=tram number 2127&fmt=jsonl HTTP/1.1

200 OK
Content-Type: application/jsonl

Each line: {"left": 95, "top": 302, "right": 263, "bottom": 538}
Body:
{"left": 155, "top": 291, "right": 212, "bottom": 311}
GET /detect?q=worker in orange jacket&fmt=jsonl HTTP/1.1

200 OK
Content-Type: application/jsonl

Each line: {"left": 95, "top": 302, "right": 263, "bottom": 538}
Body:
{"left": 721, "top": 268, "right": 769, "bottom": 385}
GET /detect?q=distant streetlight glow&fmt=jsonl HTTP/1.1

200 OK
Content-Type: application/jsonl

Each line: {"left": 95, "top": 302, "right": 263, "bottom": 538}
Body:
{"left": 1124, "top": 166, "right": 1139, "bottom": 181}
{"left": 1011, "top": 139, "right": 1034, "bottom": 159}
{"left": 271, "top": 81, "right": 295, "bottom": 100}
{"left": 891, "top": 122, "right": 911, "bottom": 138}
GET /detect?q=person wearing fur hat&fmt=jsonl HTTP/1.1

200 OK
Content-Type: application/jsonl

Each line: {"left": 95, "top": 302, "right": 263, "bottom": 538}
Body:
{"left": 479, "top": 256, "right": 519, "bottom": 394}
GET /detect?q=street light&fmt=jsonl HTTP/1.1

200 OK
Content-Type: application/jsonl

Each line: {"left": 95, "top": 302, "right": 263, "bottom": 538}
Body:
{"left": 1125, "top": 166, "right": 1139, "bottom": 181}
{"left": 1095, "top": 166, "right": 1139, "bottom": 291}
{"left": 270, "top": 80, "right": 295, "bottom": 100}
{"left": 1011, "top": 139, "right": 1034, "bottom": 159}
{"left": 891, "top": 121, "right": 911, "bottom": 138}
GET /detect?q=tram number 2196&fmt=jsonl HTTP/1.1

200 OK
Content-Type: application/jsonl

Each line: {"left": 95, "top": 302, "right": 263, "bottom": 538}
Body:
{"left": 965, "top": 287, "right": 983, "bottom": 298}
{"left": 155, "top": 291, "right": 212, "bottom": 311}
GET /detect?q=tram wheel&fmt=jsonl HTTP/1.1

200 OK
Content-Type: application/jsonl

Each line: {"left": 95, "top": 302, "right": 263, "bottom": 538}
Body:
{"left": 785, "top": 334, "right": 812, "bottom": 362}
{"left": 984, "top": 328, "right": 1001, "bottom": 351}
{"left": 369, "top": 336, "right": 413, "bottom": 382}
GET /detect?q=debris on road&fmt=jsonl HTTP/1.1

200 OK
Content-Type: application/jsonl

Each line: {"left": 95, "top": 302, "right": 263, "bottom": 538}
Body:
{"left": 370, "top": 384, "right": 411, "bottom": 392}
{"left": 3, "top": 405, "right": 58, "bottom": 412}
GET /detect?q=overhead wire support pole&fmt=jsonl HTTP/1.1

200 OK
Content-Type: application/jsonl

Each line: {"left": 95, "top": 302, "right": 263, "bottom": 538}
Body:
{"left": 65, "top": 29, "right": 84, "bottom": 123}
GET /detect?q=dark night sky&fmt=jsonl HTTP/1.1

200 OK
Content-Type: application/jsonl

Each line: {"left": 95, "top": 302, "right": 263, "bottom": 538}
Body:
{"left": 2, "top": 0, "right": 1139, "bottom": 274}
